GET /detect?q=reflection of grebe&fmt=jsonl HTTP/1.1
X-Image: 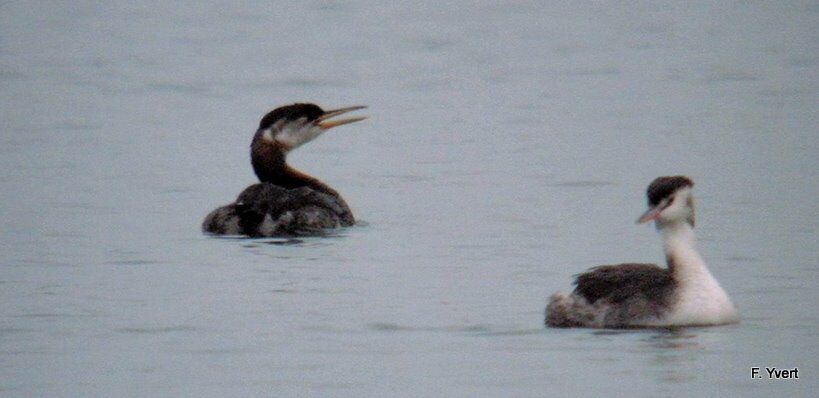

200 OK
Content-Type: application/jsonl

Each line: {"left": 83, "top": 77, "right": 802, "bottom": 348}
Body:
{"left": 203, "top": 104, "right": 367, "bottom": 237}
{"left": 546, "top": 176, "right": 738, "bottom": 328}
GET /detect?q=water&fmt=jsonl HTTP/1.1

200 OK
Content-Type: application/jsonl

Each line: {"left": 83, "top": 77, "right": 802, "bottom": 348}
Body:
{"left": 1, "top": 1, "right": 817, "bottom": 396}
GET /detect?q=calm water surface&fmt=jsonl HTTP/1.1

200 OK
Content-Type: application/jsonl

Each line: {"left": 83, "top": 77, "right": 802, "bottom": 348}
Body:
{"left": 1, "top": 1, "right": 817, "bottom": 396}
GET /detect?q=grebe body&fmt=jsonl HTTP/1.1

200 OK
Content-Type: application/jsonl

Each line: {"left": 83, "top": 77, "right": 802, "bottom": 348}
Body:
{"left": 546, "top": 176, "right": 738, "bottom": 328}
{"left": 203, "top": 103, "right": 366, "bottom": 237}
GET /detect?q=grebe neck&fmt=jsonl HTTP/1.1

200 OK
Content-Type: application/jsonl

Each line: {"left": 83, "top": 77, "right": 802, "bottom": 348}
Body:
{"left": 655, "top": 209, "right": 738, "bottom": 325}
{"left": 250, "top": 141, "right": 339, "bottom": 197}
{"left": 659, "top": 222, "right": 708, "bottom": 280}
{"left": 278, "top": 165, "right": 340, "bottom": 197}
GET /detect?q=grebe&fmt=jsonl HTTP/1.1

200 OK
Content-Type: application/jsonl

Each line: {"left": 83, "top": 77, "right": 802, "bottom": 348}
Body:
{"left": 203, "top": 103, "right": 367, "bottom": 237}
{"left": 546, "top": 176, "right": 738, "bottom": 328}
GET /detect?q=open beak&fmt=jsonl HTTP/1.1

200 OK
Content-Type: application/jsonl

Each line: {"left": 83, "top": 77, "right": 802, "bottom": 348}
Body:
{"left": 316, "top": 105, "right": 368, "bottom": 130}
{"left": 636, "top": 205, "right": 663, "bottom": 224}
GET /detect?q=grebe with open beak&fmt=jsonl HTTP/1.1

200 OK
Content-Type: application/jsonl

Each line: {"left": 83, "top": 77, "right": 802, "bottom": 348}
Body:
{"left": 203, "top": 103, "right": 367, "bottom": 237}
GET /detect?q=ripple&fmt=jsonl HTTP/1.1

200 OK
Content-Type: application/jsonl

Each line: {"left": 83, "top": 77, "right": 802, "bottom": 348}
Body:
{"left": 59, "top": 121, "right": 101, "bottom": 131}
{"left": 368, "top": 322, "right": 493, "bottom": 333}
{"left": 477, "top": 328, "right": 546, "bottom": 337}
{"left": 182, "top": 347, "right": 258, "bottom": 355}
{"left": 104, "top": 259, "right": 161, "bottom": 266}
{"left": 11, "top": 313, "right": 97, "bottom": 319}
{"left": 548, "top": 180, "right": 616, "bottom": 188}
{"left": 148, "top": 82, "right": 211, "bottom": 94}
{"left": 405, "top": 36, "right": 453, "bottom": 52}
{"left": 563, "top": 67, "right": 621, "bottom": 77}
{"left": 701, "top": 71, "right": 758, "bottom": 83}
{"left": 114, "top": 325, "right": 198, "bottom": 335}
{"left": 266, "top": 78, "right": 348, "bottom": 88}
{"left": 0, "top": 327, "right": 34, "bottom": 335}
{"left": 758, "top": 87, "right": 815, "bottom": 98}
{"left": 367, "top": 173, "right": 435, "bottom": 183}
{"left": 269, "top": 288, "right": 298, "bottom": 294}
{"left": 788, "top": 55, "right": 816, "bottom": 67}
{"left": 725, "top": 255, "right": 759, "bottom": 263}
{"left": 641, "top": 330, "right": 701, "bottom": 350}
{"left": 0, "top": 69, "right": 28, "bottom": 81}
{"left": 241, "top": 238, "right": 306, "bottom": 247}
{"left": 14, "top": 259, "right": 77, "bottom": 268}
{"left": 160, "top": 186, "right": 194, "bottom": 194}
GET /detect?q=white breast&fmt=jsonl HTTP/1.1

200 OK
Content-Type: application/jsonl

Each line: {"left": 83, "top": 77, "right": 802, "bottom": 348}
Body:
{"left": 664, "top": 270, "right": 739, "bottom": 326}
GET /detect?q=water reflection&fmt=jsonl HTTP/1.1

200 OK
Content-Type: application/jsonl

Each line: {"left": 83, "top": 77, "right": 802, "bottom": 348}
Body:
{"left": 589, "top": 328, "right": 704, "bottom": 384}
{"left": 643, "top": 329, "right": 703, "bottom": 384}
{"left": 240, "top": 238, "right": 305, "bottom": 247}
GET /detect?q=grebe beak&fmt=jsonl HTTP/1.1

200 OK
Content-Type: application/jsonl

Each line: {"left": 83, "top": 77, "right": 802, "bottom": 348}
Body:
{"left": 636, "top": 204, "right": 663, "bottom": 224}
{"left": 316, "top": 106, "right": 368, "bottom": 130}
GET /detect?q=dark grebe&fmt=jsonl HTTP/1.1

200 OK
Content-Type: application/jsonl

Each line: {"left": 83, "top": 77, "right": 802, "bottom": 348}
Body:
{"left": 203, "top": 103, "right": 367, "bottom": 237}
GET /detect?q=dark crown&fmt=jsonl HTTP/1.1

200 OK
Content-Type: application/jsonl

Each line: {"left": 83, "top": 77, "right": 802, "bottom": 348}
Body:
{"left": 647, "top": 176, "right": 694, "bottom": 206}
{"left": 258, "top": 103, "right": 325, "bottom": 130}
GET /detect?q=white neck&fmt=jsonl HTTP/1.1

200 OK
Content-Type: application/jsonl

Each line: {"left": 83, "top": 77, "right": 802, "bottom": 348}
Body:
{"left": 657, "top": 220, "right": 738, "bottom": 325}
{"left": 659, "top": 221, "right": 706, "bottom": 278}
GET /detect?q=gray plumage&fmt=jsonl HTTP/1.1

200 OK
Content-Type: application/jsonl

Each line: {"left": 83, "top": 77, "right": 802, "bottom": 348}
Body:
{"left": 546, "top": 263, "right": 676, "bottom": 328}
{"left": 202, "top": 183, "right": 354, "bottom": 237}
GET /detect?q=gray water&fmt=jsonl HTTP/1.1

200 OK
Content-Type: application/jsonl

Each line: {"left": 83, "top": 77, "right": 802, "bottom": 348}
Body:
{"left": 1, "top": 1, "right": 817, "bottom": 396}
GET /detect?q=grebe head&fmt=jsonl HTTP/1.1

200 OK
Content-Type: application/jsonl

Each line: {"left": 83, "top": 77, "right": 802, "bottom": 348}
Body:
{"left": 637, "top": 176, "right": 695, "bottom": 227}
{"left": 256, "top": 103, "right": 367, "bottom": 151}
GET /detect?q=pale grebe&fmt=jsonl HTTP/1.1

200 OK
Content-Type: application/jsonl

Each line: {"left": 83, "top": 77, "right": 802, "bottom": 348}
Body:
{"left": 203, "top": 103, "right": 367, "bottom": 237}
{"left": 546, "top": 176, "right": 738, "bottom": 328}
